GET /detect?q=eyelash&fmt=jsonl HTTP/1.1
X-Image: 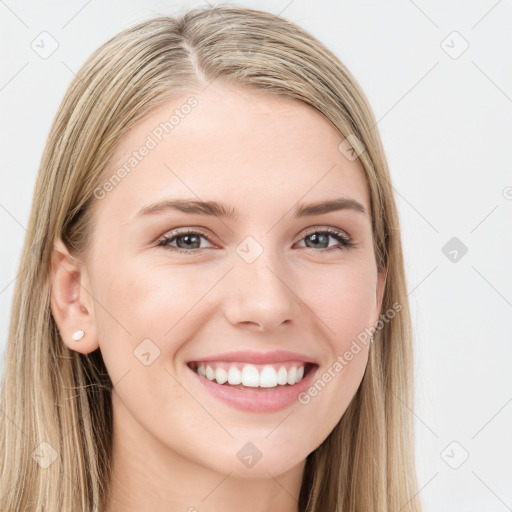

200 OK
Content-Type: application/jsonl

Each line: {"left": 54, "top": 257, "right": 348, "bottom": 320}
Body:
{"left": 156, "top": 227, "right": 355, "bottom": 254}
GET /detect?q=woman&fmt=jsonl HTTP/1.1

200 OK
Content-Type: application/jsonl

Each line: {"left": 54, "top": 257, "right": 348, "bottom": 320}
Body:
{"left": 0, "top": 5, "right": 422, "bottom": 511}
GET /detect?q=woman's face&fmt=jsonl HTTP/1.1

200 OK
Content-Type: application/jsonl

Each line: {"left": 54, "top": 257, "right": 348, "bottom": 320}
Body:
{"left": 61, "top": 81, "right": 385, "bottom": 479}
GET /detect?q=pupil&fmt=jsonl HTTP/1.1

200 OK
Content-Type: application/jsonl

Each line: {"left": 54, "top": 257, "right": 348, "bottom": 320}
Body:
{"left": 178, "top": 234, "right": 200, "bottom": 249}
{"left": 307, "top": 233, "right": 328, "bottom": 249}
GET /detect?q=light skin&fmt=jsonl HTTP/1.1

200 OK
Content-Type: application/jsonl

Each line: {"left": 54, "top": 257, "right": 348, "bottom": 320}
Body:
{"left": 50, "top": 80, "right": 385, "bottom": 512}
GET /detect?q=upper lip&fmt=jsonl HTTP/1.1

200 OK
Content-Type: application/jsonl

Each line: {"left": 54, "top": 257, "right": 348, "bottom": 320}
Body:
{"left": 187, "top": 350, "right": 318, "bottom": 365}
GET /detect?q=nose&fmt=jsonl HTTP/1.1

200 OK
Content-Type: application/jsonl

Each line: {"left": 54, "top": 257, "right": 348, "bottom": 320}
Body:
{"left": 222, "top": 247, "right": 302, "bottom": 333}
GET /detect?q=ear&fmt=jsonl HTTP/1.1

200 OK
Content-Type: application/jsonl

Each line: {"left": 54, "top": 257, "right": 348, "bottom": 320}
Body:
{"left": 49, "top": 237, "right": 99, "bottom": 354}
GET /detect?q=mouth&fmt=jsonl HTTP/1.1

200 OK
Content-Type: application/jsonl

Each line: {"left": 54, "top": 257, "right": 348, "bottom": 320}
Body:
{"left": 186, "top": 360, "right": 318, "bottom": 392}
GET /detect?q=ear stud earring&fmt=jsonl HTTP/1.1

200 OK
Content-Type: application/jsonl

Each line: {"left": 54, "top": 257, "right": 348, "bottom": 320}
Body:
{"left": 72, "top": 330, "right": 85, "bottom": 341}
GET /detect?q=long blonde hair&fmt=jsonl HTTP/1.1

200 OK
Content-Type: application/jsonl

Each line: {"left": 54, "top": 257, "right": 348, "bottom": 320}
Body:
{"left": 0, "top": 5, "right": 422, "bottom": 511}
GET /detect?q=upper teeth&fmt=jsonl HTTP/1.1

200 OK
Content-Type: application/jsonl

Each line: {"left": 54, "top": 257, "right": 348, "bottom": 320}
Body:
{"left": 196, "top": 363, "right": 306, "bottom": 388}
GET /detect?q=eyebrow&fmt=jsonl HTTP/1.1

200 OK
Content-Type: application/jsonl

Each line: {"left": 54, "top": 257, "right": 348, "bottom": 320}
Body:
{"left": 136, "top": 197, "right": 367, "bottom": 219}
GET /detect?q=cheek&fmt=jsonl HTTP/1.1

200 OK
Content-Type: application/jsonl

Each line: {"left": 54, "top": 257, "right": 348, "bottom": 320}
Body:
{"left": 90, "top": 258, "right": 201, "bottom": 425}
{"left": 292, "top": 265, "right": 375, "bottom": 431}
{"left": 91, "top": 256, "right": 210, "bottom": 363}
{"left": 300, "top": 263, "right": 375, "bottom": 386}
{"left": 301, "top": 262, "right": 377, "bottom": 344}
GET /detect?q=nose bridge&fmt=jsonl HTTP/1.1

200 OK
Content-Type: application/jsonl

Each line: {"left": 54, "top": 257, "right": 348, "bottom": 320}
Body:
{"left": 223, "top": 234, "right": 301, "bottom": 330}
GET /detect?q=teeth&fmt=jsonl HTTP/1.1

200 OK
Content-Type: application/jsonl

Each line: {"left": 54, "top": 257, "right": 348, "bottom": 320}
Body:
{"left": 205, "top": 365, "right": 215, "bottom": 380}
{"left": 242, "top": 365, "right": 260, "bottom": 387}
{"left": 215, "top": 367, "right": 228, "bottom": 384}
{"left": 196, "top": 363, "right": 307, "bottom": 388}
{"left": 277, "top": 366, "right": 288, "bottom": 385}
{"left": 227, "top": 366, "right": 242, "bottom": 385}
{"left": 259, "top": 366, "right": 277, "bottom": 388}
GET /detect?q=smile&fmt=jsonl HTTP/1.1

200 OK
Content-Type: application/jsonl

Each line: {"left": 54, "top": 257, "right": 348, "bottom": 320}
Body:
{"left": 187, "top": 361, "right": 315, "bottom": 389}
{"left": 187, "top": 361, "right": 319, "bottom": 413}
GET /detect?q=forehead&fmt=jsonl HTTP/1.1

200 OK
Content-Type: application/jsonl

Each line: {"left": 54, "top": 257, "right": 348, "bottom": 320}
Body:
{"left": 96, "top": 80, "right": 370, "bottom": 222}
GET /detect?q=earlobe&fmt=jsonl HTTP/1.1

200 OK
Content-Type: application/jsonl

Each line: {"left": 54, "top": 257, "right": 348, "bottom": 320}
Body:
{"left": 49, "top": 238, "right": 99, "bottom": 354}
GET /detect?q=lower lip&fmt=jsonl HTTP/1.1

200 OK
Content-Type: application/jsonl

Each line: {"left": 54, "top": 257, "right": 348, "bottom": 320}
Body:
{"left": 187, "top": 364, "right": 318, "bottom": 413}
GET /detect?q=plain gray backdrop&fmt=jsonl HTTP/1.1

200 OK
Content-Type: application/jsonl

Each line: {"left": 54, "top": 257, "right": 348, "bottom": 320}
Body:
{"left": 1, "top": 1, "right": 511, "bottom": 510}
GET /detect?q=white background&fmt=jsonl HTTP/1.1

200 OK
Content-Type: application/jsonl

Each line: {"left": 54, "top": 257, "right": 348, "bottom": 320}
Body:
{"left": 1, "top": 1, "right": 511, "bottom": 510}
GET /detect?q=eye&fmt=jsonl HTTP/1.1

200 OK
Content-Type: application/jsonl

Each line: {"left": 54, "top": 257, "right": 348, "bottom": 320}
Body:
{"left": 157, "top": 228, "right": 214, "bottom": 253}
{"left": 296, "top": 227, "right": 354, "bottom": 252}
{"left": 157, "top": 227, "right": 355, "bottom": 254}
